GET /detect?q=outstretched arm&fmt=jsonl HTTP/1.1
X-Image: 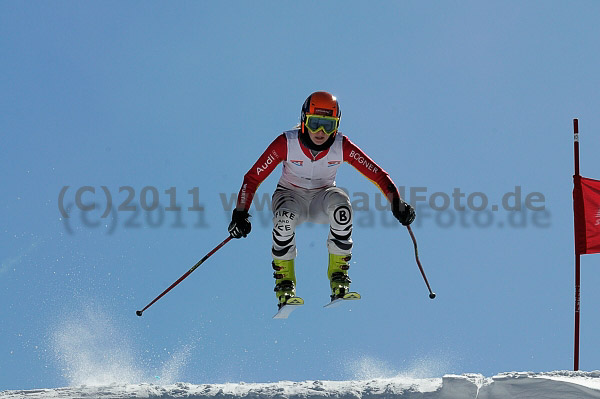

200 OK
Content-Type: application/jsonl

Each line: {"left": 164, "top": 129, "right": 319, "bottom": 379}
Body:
{"left": 343, "top": 136, "right": 415, "bottom": 225}
{"left": 343, "top": 136, "right": 400, "bottom": 201}
{"left": 236, "top": 133, "right": 287, "bottom": 211}
{"left": 229, "top": 134, "right": 287, "bottom": 239}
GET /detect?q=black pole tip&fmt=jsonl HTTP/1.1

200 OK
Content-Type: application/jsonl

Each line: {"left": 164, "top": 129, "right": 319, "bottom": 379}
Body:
{"left": 136, "top": 310, "right": 143, "bottom": 317}
{"left": 429, "top": 293, "right": 436, "bottom": 299}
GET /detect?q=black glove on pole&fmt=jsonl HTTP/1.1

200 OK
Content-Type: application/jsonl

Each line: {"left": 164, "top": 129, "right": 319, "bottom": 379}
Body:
{"left": 392, "top": 197, "right": 416, "bottom": 226}
{"left": 228, "top": 209, "right": 252, "bottom": 238}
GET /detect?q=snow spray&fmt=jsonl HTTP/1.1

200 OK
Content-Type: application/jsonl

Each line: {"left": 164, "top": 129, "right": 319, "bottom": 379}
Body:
{"left": 50, "top": 305, "right": 192, "bottom": 386}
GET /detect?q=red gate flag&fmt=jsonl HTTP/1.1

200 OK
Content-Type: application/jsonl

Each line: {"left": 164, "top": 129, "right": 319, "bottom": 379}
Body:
{"left": 573, "top": 175, "right": 600, "bottom": 255}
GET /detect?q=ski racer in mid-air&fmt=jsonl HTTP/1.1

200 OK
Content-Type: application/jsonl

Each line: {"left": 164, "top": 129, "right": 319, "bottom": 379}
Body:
{"left": 228, "top": 91, "right": 415, "bottom": 311}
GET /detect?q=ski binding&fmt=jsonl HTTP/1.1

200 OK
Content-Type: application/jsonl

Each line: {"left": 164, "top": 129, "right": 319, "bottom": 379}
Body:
{"left": 324, "top": 292, "right": 361, "bottom": 308}
{"left": 272, "top": 296, "right": 304, "bottom": 319}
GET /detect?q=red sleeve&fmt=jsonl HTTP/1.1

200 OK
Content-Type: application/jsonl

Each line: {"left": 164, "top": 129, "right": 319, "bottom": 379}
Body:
{"left": 236, "top": 134, "right": 287, "bottom": 210}
{"left": 342, "top": 136, "right": 400, "bottom": 202}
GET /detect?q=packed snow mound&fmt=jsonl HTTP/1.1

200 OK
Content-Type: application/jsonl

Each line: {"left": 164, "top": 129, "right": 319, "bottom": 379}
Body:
{"left": 3, "top": 371, "right": 600, "bottom": 399}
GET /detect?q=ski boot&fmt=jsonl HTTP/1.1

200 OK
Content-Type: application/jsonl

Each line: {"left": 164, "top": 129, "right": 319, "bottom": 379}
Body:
{"left": 327, "top": 254, "right": 361, "bottom": 304}
{"left": 327, "top": 253, "right": 354, "bottom": 300}
{"left": 272, "top": 259, "right": 303, "bottom": 309}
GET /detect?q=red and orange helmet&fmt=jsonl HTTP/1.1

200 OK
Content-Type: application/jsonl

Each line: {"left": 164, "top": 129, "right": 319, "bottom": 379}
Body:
{"left": 301, "top": 91, "right": 341, "bottom": 135}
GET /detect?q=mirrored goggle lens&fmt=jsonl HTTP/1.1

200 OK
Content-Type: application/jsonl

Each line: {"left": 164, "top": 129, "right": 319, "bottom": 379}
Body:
{"left": 306, "top": 116, "right": 338, "bottom": 134}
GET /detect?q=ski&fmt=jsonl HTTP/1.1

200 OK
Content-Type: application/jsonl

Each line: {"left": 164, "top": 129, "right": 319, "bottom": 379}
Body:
{"left": 272, "top": 296, "right": 304, "bottom": 319}
{"left": 324, "top": 292, "right": 361, "bottom": 308}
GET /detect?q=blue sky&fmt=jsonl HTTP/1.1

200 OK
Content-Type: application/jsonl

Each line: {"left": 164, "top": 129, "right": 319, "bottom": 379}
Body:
{"left": 2, "top": 1, "right": 600, "bottom": 390}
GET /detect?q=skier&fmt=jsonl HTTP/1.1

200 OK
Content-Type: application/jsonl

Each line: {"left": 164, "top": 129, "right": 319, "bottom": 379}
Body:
{"left": 228, "top": 91, "right": 415, "bottom": 310}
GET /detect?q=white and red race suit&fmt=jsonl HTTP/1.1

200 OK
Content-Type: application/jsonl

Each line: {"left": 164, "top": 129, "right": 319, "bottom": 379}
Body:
{"left": 236, "top": 129, "right": 401, "bottom": 259}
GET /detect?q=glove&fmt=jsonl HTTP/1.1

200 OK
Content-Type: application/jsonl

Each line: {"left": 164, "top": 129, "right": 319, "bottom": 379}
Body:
{"left": 228, "top": 209, "right": 251, "bottom": 238}
{"left": 392, "top": 197, "right": 416, "bottom": 226}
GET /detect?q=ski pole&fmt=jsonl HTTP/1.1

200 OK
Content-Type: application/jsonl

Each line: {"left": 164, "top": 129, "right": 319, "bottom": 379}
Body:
{"left": 406, "top": 226, "right": 436, "bottom": 299}
{"left": 136, "top": 235, "right": 233, "bottom": 316}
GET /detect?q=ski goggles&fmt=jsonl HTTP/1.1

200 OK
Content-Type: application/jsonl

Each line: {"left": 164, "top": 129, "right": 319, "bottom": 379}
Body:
{"left": 305, "top": 114, "right": 340, "bottom": 135}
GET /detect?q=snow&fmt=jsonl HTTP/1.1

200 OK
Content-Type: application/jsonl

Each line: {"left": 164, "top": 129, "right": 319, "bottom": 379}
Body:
{"left": 3, "top": 371, "right": 600, "bottom": 399}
